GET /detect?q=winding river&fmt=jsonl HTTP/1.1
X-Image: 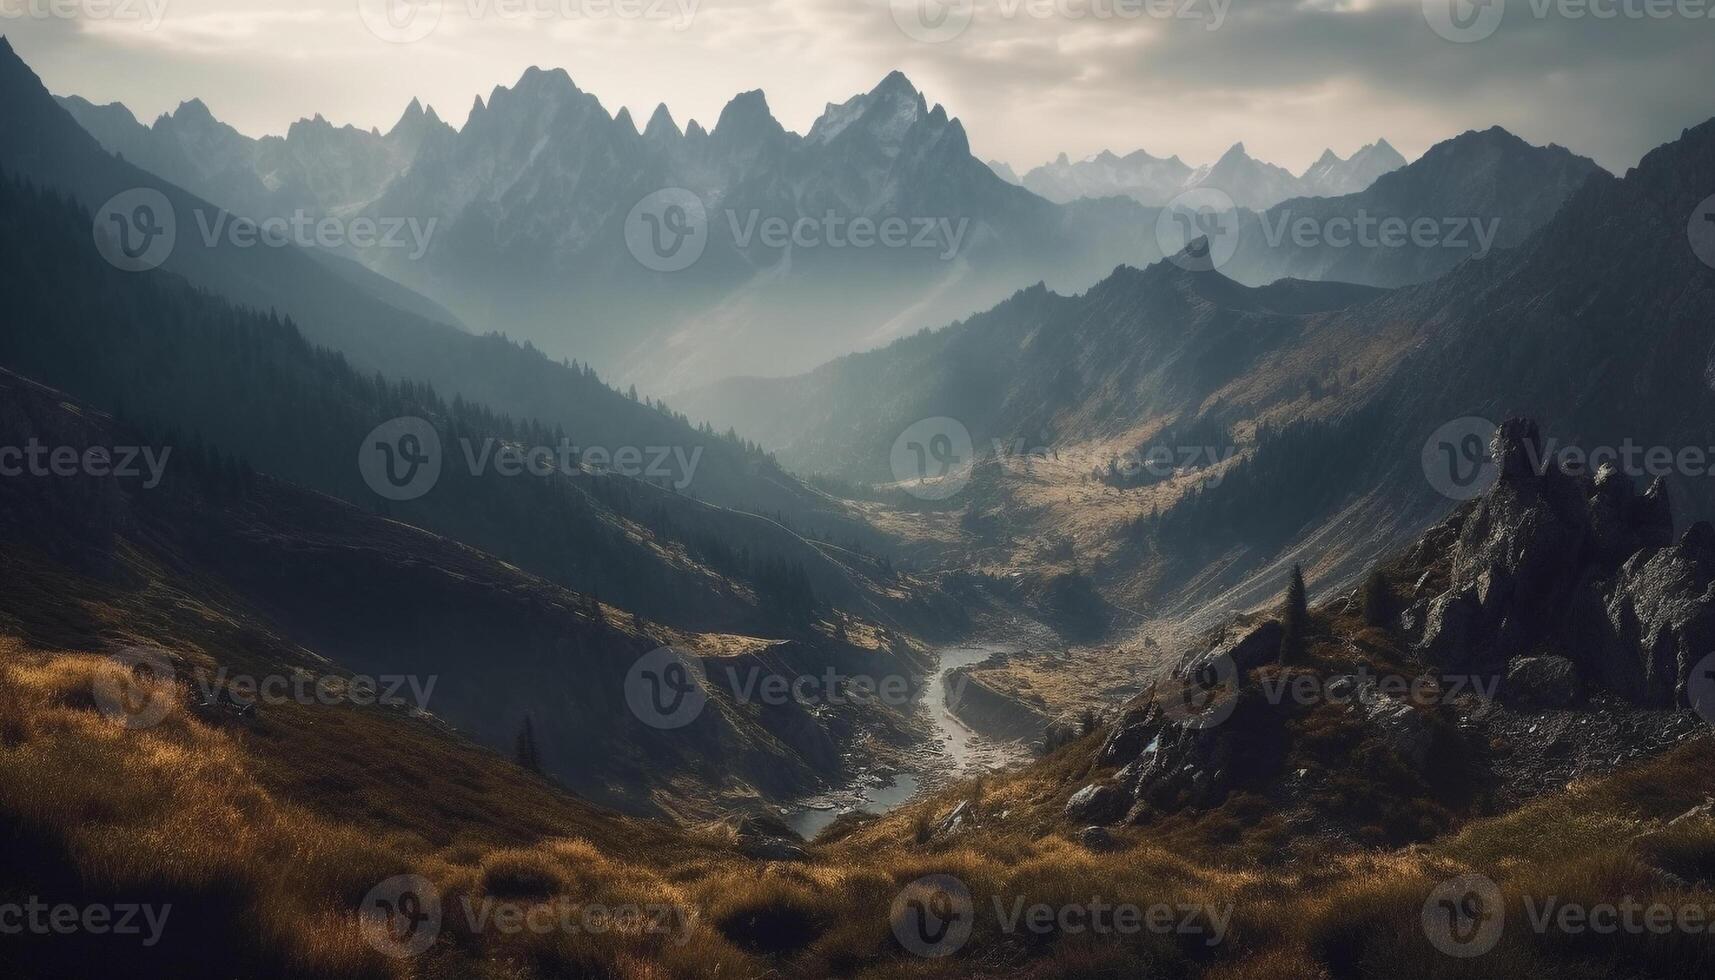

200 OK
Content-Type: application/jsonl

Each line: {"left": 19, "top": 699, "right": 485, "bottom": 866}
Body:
{"left": 785, "top": 643, "right": 1022, "bottom": 838}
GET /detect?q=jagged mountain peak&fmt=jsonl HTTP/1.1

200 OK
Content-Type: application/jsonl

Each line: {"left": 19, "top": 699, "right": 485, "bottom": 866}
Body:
{"left": 644, "top": 102, "right": 679, "bottom": 140}
{"left": 511, "top": 64, "right": 579, "bottom": 95}
{"left": 613, "top": 106, "right": 636, "bottom": 134}
{"left": 388, "top": 97, "right": 443, "bottom": 135}
{"left": 713, "top": 89, "right": 781, "bottom": 139}
{"left": 167, "top": 97, "right": 218, "bottom": 125}
{"left": 869, "top": 69, "right": 920, "bottom": 100}
{"left": 806, "top": 71, "right": 933, "bottom": 147}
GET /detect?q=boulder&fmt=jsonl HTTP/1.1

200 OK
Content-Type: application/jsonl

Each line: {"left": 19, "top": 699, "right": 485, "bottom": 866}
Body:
{"left": 1579, "top": 522, "right": 1715, "bottom": 706}
{"left": 1180, "top": 620, "right": 1284, "bottom": 679}
{"left": 1078, "top": 826, "right": 1118, "bottom": 851}
{"left": 1064, "top": 783, "right": 1131, "bottom": 825}
{"left": 935, "top": 800, "right": 973, "bottom": 837}
{"left": 1097, "top": 704, "right": 1161, "bottom": 767}
{"left": 1504, "top": 655, "right": 1583, "bottom": 708}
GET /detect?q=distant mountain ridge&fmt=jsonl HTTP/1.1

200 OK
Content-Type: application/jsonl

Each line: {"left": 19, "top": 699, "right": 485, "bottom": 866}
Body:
{"left": 58, "top": 92, "right": 451, "bottom": 222}
{"left": 1017, "top": 139, "right": 1408, "bottom": 209}
{"left": 48, "top": 51, "right": 1595, "bottom": 395}
{"left": 0, "top": 38, "right": 867, "bottom": 546}
{"left": 57, "top": 65, "right": 1147, "bottom": 388}
{"left": 1220, "top": 126, "right": 1604, "bottom": 288}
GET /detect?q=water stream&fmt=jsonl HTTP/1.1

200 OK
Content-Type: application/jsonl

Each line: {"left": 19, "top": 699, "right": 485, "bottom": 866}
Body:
{"left": 785, "top": 643, "right": 1021, "bottom": 838}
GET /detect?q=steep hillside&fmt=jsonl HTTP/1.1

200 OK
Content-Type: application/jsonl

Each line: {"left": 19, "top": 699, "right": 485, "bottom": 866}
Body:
{"left": 0, "top": 364, "right": 930, "bottom": 817}
{"left": 681, "top": 116, "right": 1712, "bottom": 635}
{"left": 1, "top": 39, "right": 864, "bottom": 541}
{"left": 1223, "top": 127, "right": 1603, "bottom": 288}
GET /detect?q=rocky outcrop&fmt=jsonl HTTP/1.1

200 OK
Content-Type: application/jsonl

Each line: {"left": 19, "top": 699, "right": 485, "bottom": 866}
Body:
{"left": 1095, "top": 687, "right": 1287, "bottom": 818}
{"left": 1179, "top": 620, "right": 1284, "bottom": 679}
{"left": 1577, "top": 523, "right": 1715, "bottom": 705}
{"left": 1064, "top": 783, "right": 1131, "bottom": 825}
{"left": 1418, "top": 418, "right": 1715, "bottom": 709}
{"left": 1420, "top": 419, "right": 1591, "bottom": 670}
{"left": 1504, "top": 656, "right": 1583, "bottom": 708}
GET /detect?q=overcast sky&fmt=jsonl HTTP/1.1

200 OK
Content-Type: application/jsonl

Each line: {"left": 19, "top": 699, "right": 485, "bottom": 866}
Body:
{"left": 7, "top": 0, "right": 1712, "bottom": 172}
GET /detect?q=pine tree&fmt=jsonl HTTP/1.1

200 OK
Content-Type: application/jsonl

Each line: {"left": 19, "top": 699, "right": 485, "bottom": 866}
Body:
{"left": 514, "top": 716, "right": 542, "bottom": 773}
{"left": 1279, "top": 564, "right": 1309, "bottom": 664}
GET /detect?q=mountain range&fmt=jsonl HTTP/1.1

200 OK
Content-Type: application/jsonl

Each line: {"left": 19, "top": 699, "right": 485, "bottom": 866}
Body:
{"left": 1, "top": 40, "right": 874, "bottom": 553}
{"left": 60, "top": 67, "right": 1160, "bottom": 389}
{"left": 680, "top": 114, "right": 1715, "bottom": 629}
{"left": 1007, "top": 139, "right": 1409, "bottom": 209}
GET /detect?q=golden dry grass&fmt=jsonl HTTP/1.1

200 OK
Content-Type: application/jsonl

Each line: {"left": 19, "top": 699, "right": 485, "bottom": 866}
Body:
{"left": 5, "top": 605, "right": 1714, "bottom": 980}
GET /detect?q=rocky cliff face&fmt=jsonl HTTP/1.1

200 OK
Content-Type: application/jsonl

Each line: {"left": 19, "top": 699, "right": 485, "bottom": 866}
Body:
{"left": 1419, "top": 418, "right": 1711, "bottom": 709}
{"left": 1067, "top": 417, "right": 1712, "bottom": 838}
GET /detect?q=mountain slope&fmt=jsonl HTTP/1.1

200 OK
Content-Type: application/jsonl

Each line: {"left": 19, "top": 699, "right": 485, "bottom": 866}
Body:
{"left": 1223, "top": 127, "right": 1602, "bottom": 288}
{"left": 682, "top": 115, "right": 1713, "bottom": 633}
{"left": 2, "top": 39, "right": 866, "bottom": 541}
